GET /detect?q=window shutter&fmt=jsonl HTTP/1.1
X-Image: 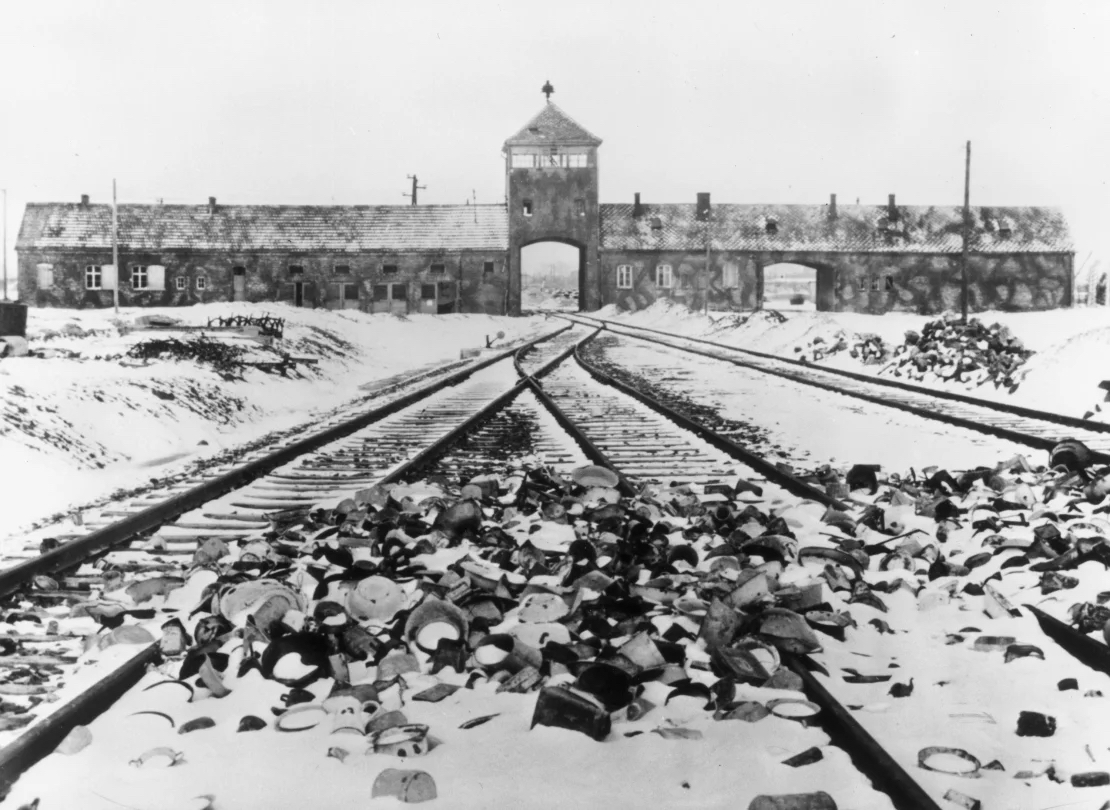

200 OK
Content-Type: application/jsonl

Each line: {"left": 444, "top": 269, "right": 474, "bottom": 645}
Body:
{"left": 100, "top": 265, "right": 118, "bottom": 290}
{"left": 148, "top": 265, "right": 166, "bottom": 291}
{"left": 36, "top": 264, "right": 54, "bottom": 287}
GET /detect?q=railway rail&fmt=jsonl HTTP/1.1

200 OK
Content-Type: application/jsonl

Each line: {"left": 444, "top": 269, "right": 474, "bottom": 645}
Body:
{"left": 1, "top": 321, "right": 1107, "bottom": 809}
{"left": 561, "top": 313, "right": 1110, "bottom": 460}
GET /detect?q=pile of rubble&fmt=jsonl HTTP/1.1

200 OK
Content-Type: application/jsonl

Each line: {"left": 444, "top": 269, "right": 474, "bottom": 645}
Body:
{"left": 879, "top": 315, "right": 1034, "bottom": 390}
{"left": 793, "top": 333, "right": 886, "bottom": 365}
{"left": 10, "top": 440, "right": 1110, "bottom": 807}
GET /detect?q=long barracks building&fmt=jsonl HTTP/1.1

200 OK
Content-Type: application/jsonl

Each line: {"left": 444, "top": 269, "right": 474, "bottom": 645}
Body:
{"left": 17, "top": 92, "right": 1073, "bottom": 316}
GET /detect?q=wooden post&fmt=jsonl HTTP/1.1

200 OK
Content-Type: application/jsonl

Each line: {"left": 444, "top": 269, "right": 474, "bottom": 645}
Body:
{"left": 961, "top": 141, "right": 971, "bottom": 323}
{"left": 2, "top": 188, "right": 7, "bottom": 301}
{"left": 704, "top": 215, "right": 711, "bottom": 315}
{"left": 112, "top": 179, "right": 120, "bottom": 314}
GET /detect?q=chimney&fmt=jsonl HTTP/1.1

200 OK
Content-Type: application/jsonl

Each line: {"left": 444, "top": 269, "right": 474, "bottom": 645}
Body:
{"left": 633, "top": 192, "right": 643, "bottom": 218}
{"left": 887, "top": 193, "right": 897, "bottom": 221}
{"left": 696, "top": 192, "right": 711, "bottom": 222}
{"left": 80, "top": 194, "right": 89, "bottom": 207}
{"left": 208, "top": 196, "right": 217, "bottom": 215}
{"left": 829, "top": 193, "right": 837, "bottom": 220}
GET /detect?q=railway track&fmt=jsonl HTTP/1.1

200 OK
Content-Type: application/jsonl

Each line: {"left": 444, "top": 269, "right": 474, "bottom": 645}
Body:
{"left": 2, "top": 320, "right": 1107, "bottom": 809}
{"left": 562, "top": 313, "right": 1110, "bottom": 460}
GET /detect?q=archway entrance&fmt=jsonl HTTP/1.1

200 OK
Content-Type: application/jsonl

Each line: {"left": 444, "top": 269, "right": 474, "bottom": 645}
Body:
{"left": 761, "top": 263, "right": 819, "bottom": 311}
{"left": 520, "top": 241, "right": 584, "bottom": 312}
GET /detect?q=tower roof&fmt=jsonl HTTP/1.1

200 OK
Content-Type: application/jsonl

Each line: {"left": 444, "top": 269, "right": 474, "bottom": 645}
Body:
{"left": 504, "top": 102, "right": 602, "bottom": 148}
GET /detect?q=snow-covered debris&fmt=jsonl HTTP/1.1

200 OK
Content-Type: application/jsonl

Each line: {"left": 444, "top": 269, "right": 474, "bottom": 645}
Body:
{"left": 878, "top": 314, "right": 1034, "bottom": 390}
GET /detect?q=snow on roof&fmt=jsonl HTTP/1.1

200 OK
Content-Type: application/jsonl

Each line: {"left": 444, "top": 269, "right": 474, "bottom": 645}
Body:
{"left": 17, "top": 203, "right": 509, "bottom": 253}
{"left": 600, "top": 203, "right": 1072, "bottom": 254}
{"left": 503, "top": 102, "right": 603, "bottom": 148}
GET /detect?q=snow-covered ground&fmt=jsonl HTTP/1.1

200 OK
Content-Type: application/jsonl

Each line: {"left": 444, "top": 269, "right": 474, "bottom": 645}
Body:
{"left": 0, "top": 304, "right": 551, "bottom": 537}
{"left": 597, "top": 302, "right": 1110, "bottom": 421}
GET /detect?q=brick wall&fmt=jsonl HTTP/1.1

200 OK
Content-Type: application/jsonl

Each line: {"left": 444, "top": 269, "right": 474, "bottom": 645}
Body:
{"left": 17, "top": 249, "right": 510, "bottom": 313}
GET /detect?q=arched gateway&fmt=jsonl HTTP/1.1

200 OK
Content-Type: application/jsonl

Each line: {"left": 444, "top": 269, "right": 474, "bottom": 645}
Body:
{"left": 503, "top": 93, "right": 602, "bottom": 315}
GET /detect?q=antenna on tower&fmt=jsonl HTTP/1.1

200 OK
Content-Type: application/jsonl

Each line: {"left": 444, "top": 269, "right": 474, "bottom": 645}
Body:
{"left": 403, "top": 175, "right": 426, "bottom": 205}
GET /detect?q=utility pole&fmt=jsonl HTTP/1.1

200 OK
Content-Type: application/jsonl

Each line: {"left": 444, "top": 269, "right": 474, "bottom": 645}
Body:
{"left": 704, "top": 215, "right": 711, "bottom": 315}
{"left": 961, "top": 141, "right": 971, "bottom": 324}
{"left": 403, "top": 175, "right": 426, "bottom": 206}
{"left": 2, "top": 188, "right": 7, "bottom": 301}
{"left": 112, "top": 179, "right": 120, "bottom": 315}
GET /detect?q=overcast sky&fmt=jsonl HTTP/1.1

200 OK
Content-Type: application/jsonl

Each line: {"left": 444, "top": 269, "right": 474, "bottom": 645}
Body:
{"left": 1, "top": 0, "right": 1107, "bottom": 283}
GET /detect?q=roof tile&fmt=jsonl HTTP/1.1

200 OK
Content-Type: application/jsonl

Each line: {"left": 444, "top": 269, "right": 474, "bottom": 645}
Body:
{"left": 599, "top": 203, "right": 1071, "bottom": 254}
{"left": 504, "top": 102, "right": 602, "bottom": 147}
{"left": 18, "top": 204, "right": 509, "bottom": 252}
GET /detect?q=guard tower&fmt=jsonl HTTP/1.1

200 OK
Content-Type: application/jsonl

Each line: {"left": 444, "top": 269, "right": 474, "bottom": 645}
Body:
{"left": 503, "top": 81, "right": 602, "bottom": 314}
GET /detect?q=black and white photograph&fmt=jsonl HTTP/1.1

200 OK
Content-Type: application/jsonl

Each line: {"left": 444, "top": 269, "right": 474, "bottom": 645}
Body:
{"left": 1, "top": 2, "right": 1109, "bottom": 808}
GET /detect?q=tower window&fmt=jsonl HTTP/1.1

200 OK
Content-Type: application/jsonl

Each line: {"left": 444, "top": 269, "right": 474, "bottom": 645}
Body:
{"left": 765, "top": 218, "right": 779, "bottom": 236}
{"left": 656, "top": 264, "right": 674, "bottom": 289}
{"left": 523, "top": 199, "right": 533, "bottom": 217}
{"left": 511, "top": 154, "right": 535, "bottom": 169}
{"left": 616, "top": 265, "right": 633, "bottom": 289}
{"left": 574, "top": 198, "right": 586, "bottom": 217}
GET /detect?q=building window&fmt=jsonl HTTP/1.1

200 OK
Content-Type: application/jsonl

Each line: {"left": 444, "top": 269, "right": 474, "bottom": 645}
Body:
{"left": 196, "top": 277, "right": 207, "bottom": 290}
{"left": 511, "top": 153, "right": 534, "bottom": 169}
{"left": 289, "top": 265, "right": 304, "bottom": 276}
{"left": 656, "top": 264, "right": 673, "bottom": 288}
{"left": 870, "top": 276, "right": 881, "bottom": 292}
{"left": 998, "top": 227, "right": 1012, "bottom": 240}
{"left": 857, "top": 276, "right": 868, "bottom": 292}
{"left": 382, "top": 264, "right": 399, "bottom": 275}
{"left": 36, "top": 264, "right": 54, "bottom": 288}
{"left": 765, "top": 218, "right": 779, "bottom": 236}
{"left": 483, "top": 261, "right": 495, "bottom": 275}
{"left": 522, "top": 199, "right": 533, "bottom": 217}
{"left": 650, "top": 217, "right": 663, "bottom": 232}
{"left": 335, "top": 265, "right": 350, "bottom": 275}
{"left": 430, "top": 263, "right": 446, "bottom": 274}
{"left": 722, "top": 264, "right": 739, "bottom": 289}
{"left": 85, "top": 265, "right": 102, "bottom": 290}
{"left": 616, "top": 265, "right": 633, "bottom": 290}
{"left": 175, "top": 276, "right": 186, "bottom": 290}
{"left": 130, "top": 265, "right": 166, "bottom": 291}
{"left": 131, "top": 265, "right": 149, "bottom": 289}
{"left": 884, "top": 275, "right": 895, "bottom": 291}
{"left": 574, "top": 198, "right": 586, "bottom": 217}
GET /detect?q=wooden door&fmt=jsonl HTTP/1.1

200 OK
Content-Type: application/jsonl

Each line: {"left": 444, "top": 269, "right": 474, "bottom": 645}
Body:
{"left": 293, "top": 281, "right": 304, "bottom": 307}
{"left": 389, "top": 283, "right": 408, "bottom": 315}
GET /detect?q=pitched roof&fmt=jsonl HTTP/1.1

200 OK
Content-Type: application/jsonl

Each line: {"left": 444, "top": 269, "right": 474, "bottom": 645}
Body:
{"left": 17, "top": 203, "right": 509, "bottom": 252}
{"left": 504, "top": 102, "right": 603, "bottom": 147}
{"left": 599, "top": 203, "right": 1072, "bottom": 254}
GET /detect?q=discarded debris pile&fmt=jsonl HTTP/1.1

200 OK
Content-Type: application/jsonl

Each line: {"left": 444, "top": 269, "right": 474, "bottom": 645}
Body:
{"left": 793, "top": 333, "right": 850, "bottom": 363}
{"left": 9, "top": 439, "right": 1110, "bottom": 807}
{"left": 127, "top": 337, "right": 250, "bottom": 380}
{"left": 879, "top": 315, "right": 1034, "bottom": 390}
